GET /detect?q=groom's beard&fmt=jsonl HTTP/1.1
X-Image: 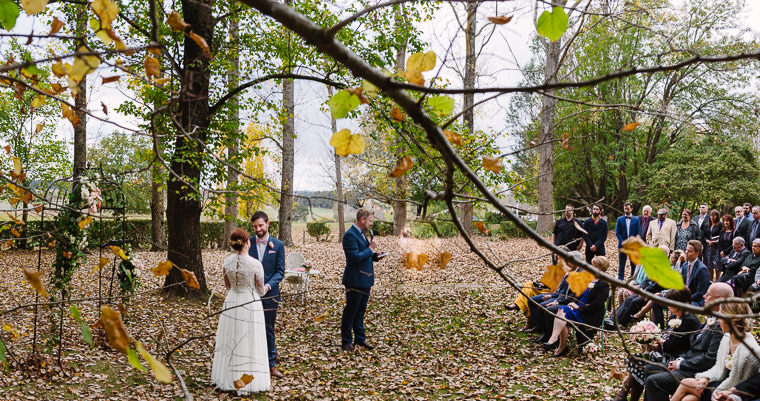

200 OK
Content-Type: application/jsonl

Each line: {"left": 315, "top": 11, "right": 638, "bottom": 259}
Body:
{"left": 256, "top": 231, "right": 267, "bottom": 238}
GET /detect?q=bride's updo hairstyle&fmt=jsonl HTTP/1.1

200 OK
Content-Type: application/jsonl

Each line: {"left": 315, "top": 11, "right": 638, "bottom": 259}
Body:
{"left": 229, "top": 228, "right": 249, "bottom": 252}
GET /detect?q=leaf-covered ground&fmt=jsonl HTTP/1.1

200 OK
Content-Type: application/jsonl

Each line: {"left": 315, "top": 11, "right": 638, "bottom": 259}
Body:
{"left": 0, "top": 234, "right": 627, "bottom": 400}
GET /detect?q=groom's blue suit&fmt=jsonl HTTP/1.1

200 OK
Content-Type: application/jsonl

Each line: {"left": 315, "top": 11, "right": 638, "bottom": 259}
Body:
{"left": 249, "top": 234, "right": 285, "bottom": 368}
{"left": 341, "top": 225, "right": 378, "bottom": 346}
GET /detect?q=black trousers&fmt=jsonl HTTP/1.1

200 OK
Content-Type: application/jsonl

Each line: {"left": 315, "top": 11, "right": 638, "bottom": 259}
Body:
{"left": 615, "top": 294, "right": 646, "bottom": 326}
{"left": 341, "top": 287, "right": 371, "bottom": 345}
{"left": 644, "top": 369, "right": 693, "bottom": 401}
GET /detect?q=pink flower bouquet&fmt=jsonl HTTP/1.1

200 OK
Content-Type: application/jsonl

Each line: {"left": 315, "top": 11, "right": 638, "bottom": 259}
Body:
{"left": 630, "top": 320, "right": 661, "bottom": 344}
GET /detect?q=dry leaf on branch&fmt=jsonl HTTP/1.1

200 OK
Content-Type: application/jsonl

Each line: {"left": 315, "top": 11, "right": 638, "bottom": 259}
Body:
{"left": 179, "top": 268, "right": 200, "bottom": 290}
{"left": 488, "top": 15, "right": 513, "bottom": 24}
{"left": 100, "top": 305, "right": 131, "bottom": 353}
{"left": 22, "top": 268, "right": 47, "bottom": 297}
{"left": 166, "top": 11, "right": 190, "bottom": 31}
{"left": 389, "top": 156, "right": 413, "bottom": 177}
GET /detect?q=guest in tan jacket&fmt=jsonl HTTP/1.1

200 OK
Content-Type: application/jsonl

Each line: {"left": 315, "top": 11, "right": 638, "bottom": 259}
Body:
{"left": 646, "top": 208, "right": 677, "bottom": 250}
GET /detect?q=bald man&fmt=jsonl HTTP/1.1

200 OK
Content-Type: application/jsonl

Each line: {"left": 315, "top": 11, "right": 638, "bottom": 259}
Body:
{"left": 643, "top": 283, "right": 734, "bottom": 401}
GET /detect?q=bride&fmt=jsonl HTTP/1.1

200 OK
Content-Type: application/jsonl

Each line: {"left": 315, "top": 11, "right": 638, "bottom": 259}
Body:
{"left": 211, "top": 228, "right": 270, "bottom": 394}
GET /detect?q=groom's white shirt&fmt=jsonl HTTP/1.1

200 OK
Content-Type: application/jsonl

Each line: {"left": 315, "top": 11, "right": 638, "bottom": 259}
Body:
{"left": 256, "top": 233, "right": 270, "bottom": 263}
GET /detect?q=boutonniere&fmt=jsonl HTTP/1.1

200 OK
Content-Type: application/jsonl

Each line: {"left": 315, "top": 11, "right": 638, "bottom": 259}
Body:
{"left": 668, "top": 318, "right": 682, "bottom": 329}
{"left": 588, "top": 281, "right": 596, "bottom": 289}
{"left": 268, "top": 241, "right": 274, "bottom": 249}
{"left": 707, "top": 317, "right": 717, "bottom": 326}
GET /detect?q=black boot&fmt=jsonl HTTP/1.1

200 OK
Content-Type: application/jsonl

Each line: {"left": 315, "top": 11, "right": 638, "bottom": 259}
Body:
{"left": 608, "top": 374, "right": 632, "bottom": 401}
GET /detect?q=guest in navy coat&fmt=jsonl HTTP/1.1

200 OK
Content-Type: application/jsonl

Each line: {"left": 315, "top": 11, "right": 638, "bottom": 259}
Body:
{"left": 616, "top": 201, "right": 641, "bottom": 280}
{"left": 340, "top": 208, "right": 385, "bottom": 352}
{"left": 583, "top": 204, "right": 608, "bottom": 264}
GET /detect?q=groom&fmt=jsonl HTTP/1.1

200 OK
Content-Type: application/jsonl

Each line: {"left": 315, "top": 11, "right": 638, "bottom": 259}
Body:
{"left": 341, "top": 208, "right": 384, "bottom": 352}
{"left": 248, "top": 211, "right": 285, "bottom": 379}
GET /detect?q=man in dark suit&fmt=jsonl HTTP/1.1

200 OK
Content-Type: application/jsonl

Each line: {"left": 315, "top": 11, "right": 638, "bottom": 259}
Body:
{"left": 583, "top": 204, "right": 608, "bottom": 264}
{"left": 727, "top": 238, "right": 760, "bottom": 295}
{"left": 719, "top": 237, "right": 751, "bottom": 283}
{"left": 248, "top": 211, "right": 286, "bottom": 378}
{"left": 341, "top": 208, "right": 385, "bottom": 352}
{"left": 734, "top": 206, "right": 751, "bottom": 246}
{"left": 748, "top": 206, "right": 760, "bottom": 244}
{"left": 639, "top": 205, "right": 655, "bottom": 240}
{"left": 551, "top": 204, "right": 584, "bottom": 264}
{"left": 696, "top": 203, "right": 710, "bottom": 260}
{"left": 643, "top": 282, "right": 734, "bottom": 401}
{"left": 616, "top": 201, "right": 641, "bottom": 280}
{"left": 681, "top": 240, "right": 710, "bottom": 306}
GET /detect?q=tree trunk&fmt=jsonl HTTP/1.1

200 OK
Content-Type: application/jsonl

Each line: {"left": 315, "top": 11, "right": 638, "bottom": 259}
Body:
{"left": 221, "top": 17, "right": 240, "bottom": 249}
{"left": 150, "top": 161, "right": 166, "bottom": 251}
{"left": 73, "top": 11, "right": 87, "bottom": 176}
{"left": 459, "top": 1, "right": 478, "bottom": 236}
{"left": 163, "top": 0, "right": 213, "bottom": 294}
{"left": 278, "top": 77, "right": 295, "bottom": 246}
{"left": 392, "top": 4, "right": 409, "bottom": 236}
{"left": 328, "top": 86, "right": 346, "bottom": 242}
{"left": 536, "top": 2, "right": 565, "bottom": 234}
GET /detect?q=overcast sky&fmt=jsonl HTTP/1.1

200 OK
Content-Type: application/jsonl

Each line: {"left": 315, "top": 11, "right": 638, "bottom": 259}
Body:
{"left": 6, "top": 1, "right": 760, "bottom": 192}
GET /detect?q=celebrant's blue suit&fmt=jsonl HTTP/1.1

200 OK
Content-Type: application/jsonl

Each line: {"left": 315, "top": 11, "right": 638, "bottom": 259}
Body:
{"left": 341, "top": 225, "right": 378, "bottom": 346}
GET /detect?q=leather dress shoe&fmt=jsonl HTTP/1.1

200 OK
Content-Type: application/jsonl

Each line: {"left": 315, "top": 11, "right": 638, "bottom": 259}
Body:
{"left": 522, "top": 325, "right": 538, "bottom": 333}
{"left": 355, "top": 341, "right": 375, "bottom": 350}
{"left": 341, "top": 343, "right": 355, "bottom": 352}
{"left": 603, "top": 318, "right": 615, "bottom": 330}
{"left": 531, "top": 335, "right": 548, "bottom": 344}
{"left": 269, "top": 366, "right": 284, "bottom": 379}
{"left": 541, "top": 340, "right": 559, "bottom": 351}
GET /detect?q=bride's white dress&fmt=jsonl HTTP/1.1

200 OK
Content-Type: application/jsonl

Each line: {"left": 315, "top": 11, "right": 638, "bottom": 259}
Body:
{"left": 211, "top": 253, "right": 271, "bottom": 394}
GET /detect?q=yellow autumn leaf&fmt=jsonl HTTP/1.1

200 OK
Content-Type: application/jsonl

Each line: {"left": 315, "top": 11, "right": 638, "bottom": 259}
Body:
{"left": 135, "top": 341, "right": 173, "bottom": 383}
{"left": 406, "top": 69, "right": 425, "bottom": 86}
{"left": 92, "top": 0, "right": 119, "bottom": 30}
{"left": 329, "top": 129, "right": 364, "bottom": 157}
{"left": 61, "top": 102, "right": 80, "bottom": 127}
{"left": 51, "top": 61, "right": 67, "bottom": 78}
{"left": 314, "top": 310, "right": 329, "bottom": 322}
{"left": 233, "top": 373, "right": 254, "bottom": 390}
{"left": 35, "top": 123, "right": 44, "bottom": 133}
{"left": 68, "top": 47, "right": 99, "bottom": 84}
{"left": 189, "top": 32, "right": 212, "bottom": 59}
{"left": 20, "top": 0, "right": 48, "bottom": 15}
{"left": 567, "top": 270, "right": 595, "bottom": 296}
{"left": 619, "top": 236, "right": 646, "bottom": 265}
{"left": 166, "top": 11, "right": 189, "bottom": 31}
{"left": 405, "top": 252, "right": 418, "bottom": 269}
{"left": 78, "top": 216, "right": 93, "bottom": 230}
{"left": 2, "top": 323, "right": 20, "bottom": 341}
{"left": 389, "top": 156, "right": 413, "bottom": 177}
{"left": 100, "top": 305, "right": 130, "bottom": 353}
{"left": 151, "top": 260, "right": 173, "bottom": 276}
{"left": 144, "top": 55, "right": 160, "bottom": 78}
{"left": 406, "top": 51, "right": 436, "bottom": 73}
{"left": 110, "top": 245, "right": 128, "bottom": 260}
{"left": 438, "top": 251, "right": 452, "bottom": 269}
{"left": 11, "top": 155, "right": 22, "bottom": 175}
{"left": 622, "top": 122, "right": 641, "bottom": 132}
{"left": 22, "top": 268, "right": 47, "bottom": 297}
{"left": 444, "top": 130, "right": 462, "bottom": 146}
{"left": 31, "top": 95, "right": 46, "bottom": 108}
{"left": 94, "top": 257, "right": 109, "bottom": 273}
{"left": 474, "top": 221, "right": 489, "bottom": 235}
{"left": 540, "top": 261, "right": 568, "bottom": 292}
{"left": 482, "top": 156, "right": 503, "bottom": 173}
{"left": 417, "top": 253, "right": 428, "bottom": 270}
{"left": 179, "top": 268, "right": 200, "bottom": 290}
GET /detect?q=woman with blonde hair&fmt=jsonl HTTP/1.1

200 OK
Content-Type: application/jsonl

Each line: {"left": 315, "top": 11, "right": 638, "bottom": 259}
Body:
{"left": 671, "top": 302, "right": 760, "bottom": 401}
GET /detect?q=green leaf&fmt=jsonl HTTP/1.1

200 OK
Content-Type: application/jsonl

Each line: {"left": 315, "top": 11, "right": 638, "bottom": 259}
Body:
{"left": 362, "top": 79, "right": 378, "bottom": 97}
{"left": 0, "top": 336, "right": 7, "bottom": 370}
{"left": 69, "top": 304, "right": 82, "bottom": 321}
{"left": 536, "top": 6, "right": 568, "bottom": 42}
{"left": 428, "top": 95, "right": 454, "bottom": 116}
{"left": 0, "top": 0, "right": 20, "bottom": 30}
{"left": 80, "top": 322, "right": 93, "bottom": 348}
{"left": 127, "top": 347, "right": 146, "bottom": 371}
{"left": 639, "top": 247, "right": 685, "bottom": 289}
{"left": 328, "top": 90, "right": 360, "bottom": 119}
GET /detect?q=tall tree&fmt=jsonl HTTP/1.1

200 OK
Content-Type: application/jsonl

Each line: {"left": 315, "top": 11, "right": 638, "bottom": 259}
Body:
{"left": 277, "top": 0, "right": 296, "bottom": 246}
{"left": 72, "top": 8, "right": 88, "bottom": 176}
{"left": 458, "top": 1, "right": 478, "bottom": 236}
{"left": 221, "top": 16, "right": 241, "bottom": 249}
{"left": 328, "top": 86, "right": 346, "bottom": 241}
{"left": 392, "top": 4, "right": 409, "bottom": 236}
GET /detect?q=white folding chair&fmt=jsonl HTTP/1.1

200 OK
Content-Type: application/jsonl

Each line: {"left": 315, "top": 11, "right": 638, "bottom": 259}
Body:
{"left": 285, "top": 252, "right": 306, "bottom": 303}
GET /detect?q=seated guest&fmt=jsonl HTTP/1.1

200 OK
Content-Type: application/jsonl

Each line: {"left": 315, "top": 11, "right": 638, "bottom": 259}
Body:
{"left": 671, "top": 302, "right": 760, "bottom": 401}
{"left": 616, "top": 262, "right": 649, "bottom": 308}
{"left": 681, "top": 240, "right": 711, "bottom": 306}
{"left": 608, "top": 288, "right": 701, "bottom": 401}
{"left": 604, "top": 249, "right": 669, "bottom": 329}
{"left": 711, "top": 373, "right": 760, "bottom": 401}
{"left": 726, "top": 239, "right": 760, "bottom": 296}
{"left": 527, "top": 251, "right": 583, "bottom": 343}
{"left": 506, "top": 246, "right": 569, "bottom": 330}
{"left": 718, "top": 237, "right": 751, "bottom": 283}
{"left": 632, "top": 248, "right": 688, "bottom": 324}
{"left": 542, "top": 256, "right": 610, "bottom": 357}
{"left": 643, "top": 283, "right": 734, "bottom": 401}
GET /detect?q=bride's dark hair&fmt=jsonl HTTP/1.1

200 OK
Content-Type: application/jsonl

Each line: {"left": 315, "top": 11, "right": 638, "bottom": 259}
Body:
{"left": 229, "top": 228, "right": 249, "bottom": 252}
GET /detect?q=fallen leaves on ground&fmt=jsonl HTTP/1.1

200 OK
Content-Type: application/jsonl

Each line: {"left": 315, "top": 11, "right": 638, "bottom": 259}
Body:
{"left": 0, "top": 231, "right": 629, "bottom": 400}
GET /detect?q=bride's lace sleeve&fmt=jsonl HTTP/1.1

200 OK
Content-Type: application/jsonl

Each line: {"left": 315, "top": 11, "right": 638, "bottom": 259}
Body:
{"left": 252, "top": 261, "right": 267, "bottom": 296}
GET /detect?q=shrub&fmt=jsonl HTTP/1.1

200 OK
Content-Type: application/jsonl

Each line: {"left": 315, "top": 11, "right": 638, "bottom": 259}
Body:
{"left": 306, "top": 222, "right": 331, "bottom": 241}
{"left": 371, "top": 220, "right": 394, "bottom": 236}
{"left": 484, "top": 210, "right": 507, "bottom": 224}
{"left": 498, "top": 220, "right": 538, "bottom": 238}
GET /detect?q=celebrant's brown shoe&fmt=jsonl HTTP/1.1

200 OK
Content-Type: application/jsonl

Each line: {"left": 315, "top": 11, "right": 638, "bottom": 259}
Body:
{"left": 270, "top": 366, "right": 284, "bottom": 379}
